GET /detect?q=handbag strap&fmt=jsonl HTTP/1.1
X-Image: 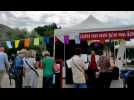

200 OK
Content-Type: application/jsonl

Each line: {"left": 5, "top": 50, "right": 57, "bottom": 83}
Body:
{"left": 25, "top": 59, "right": 39, "bottom": 77}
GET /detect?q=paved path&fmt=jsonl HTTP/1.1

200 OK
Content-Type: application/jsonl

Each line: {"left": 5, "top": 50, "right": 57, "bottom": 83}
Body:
{"left": 62, "top": 78, "right": 124, "bottom": 88}
{"left": 1, "top": 69, "right": 43, "bottom": 88}
{"left": 62, "top": 67, "right": 134, "bottom": 88}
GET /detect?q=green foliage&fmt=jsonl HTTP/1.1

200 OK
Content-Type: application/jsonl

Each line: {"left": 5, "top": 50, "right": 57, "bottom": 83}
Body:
{"left": 0, "top": 23, "right": 60, "bottom": 56}
{"left": 34, "top": 23, "right": 58, "bottom": 37}
{"left": 126, "top": 48, "right": 134, "bottom": 59}
{"left": 0, "top": 33, "right": 2, "bottom": 38}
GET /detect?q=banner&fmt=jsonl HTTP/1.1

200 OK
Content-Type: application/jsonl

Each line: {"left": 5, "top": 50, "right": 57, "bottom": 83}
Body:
{"left": 44, "top": 36, "right": 50, "bottom": 45}
{"left": 24, "top": 39, "right": 30, "bottom": 48}
{"left": 34, "top": 38, "right": 39, "bottom": 46}
{"left": 6, "top": 41, "right": 12, "bottom": 48}
{"left": 15, "top": 40, "right": 20, "bottom": 48}
{"left": 75, "top": 35, "right": 80, "bottom": 44}
{"left": 80, "top": 30, "right": 134, "bottom": 40}
{"left": 64, "top": 35, "right": 69, "bottom": 44}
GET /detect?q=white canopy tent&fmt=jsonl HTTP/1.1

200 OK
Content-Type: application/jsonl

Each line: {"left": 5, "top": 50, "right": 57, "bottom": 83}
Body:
{"left": 54, "top": 15, "right": 134, "bottom": 86}
{"left": 55, "top": 15, "right": 134, "bottom": 43}
{"left": 54, "top": 15, "right": 134, "bottom": 58}
{"left": 54, "top": 15, "right": 134, "bottom": 69}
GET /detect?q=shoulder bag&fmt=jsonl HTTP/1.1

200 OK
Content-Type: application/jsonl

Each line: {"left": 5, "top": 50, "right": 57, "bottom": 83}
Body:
{"left": 72, "top": 58, "right": 88, "bottom": 80}
{"left": 25, "top": 59, "right": 39, "bottom": 77}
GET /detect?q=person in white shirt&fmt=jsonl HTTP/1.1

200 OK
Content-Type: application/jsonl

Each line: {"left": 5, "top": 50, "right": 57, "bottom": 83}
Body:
{"left": 115, "top": 57, "right": 123, "bottom": 70}
{"left": 23, "top": 50, "right": 38, "bottom": 88}
{"left": 71, "top": 48, "right": 87, "bottom": 88}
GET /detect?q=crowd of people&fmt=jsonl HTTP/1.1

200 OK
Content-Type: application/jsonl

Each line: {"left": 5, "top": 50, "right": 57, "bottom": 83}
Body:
{"left": 69, "top": 48, "right": 119, "bottom": 88}
{"left": 0, "top": 47, "right": 40, "bottom": 88}
{"left": 0, "top": 45, "right": 123, "bottom": 88}
{"left": 0, "top": 45, "right": 62, "bottom": 88}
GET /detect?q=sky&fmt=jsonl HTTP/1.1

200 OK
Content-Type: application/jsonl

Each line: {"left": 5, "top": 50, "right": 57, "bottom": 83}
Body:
{"left": 1, "top": 11, "right": 134, "bottom": 31}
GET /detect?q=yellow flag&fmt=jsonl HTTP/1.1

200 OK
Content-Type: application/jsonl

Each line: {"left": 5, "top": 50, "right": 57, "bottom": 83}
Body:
{"left": 15, "top": 40, "right": 20, "bottom": 48}
{"left": 34, "top": 38, "right": 39, "bottom": 46}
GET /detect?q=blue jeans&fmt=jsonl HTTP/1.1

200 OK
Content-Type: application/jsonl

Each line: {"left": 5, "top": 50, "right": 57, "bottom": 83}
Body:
{"left": 74, "top": 84, "right": 87, "bottom": 88}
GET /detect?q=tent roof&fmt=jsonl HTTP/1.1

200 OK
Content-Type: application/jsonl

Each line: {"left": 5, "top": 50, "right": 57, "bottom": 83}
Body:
{"left": 55, "top": 15, "right": 134, "bottom": 42}
{"left": 62, "top": 15, "right": 120, "bottom": 30}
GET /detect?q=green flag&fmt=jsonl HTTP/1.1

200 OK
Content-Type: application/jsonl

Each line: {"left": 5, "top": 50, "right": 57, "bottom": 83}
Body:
{"left": 39, "top": 37, "right": 43, "bottom": 44}
{"left": 34, "top": 38, "right": 39, "bottom": 46}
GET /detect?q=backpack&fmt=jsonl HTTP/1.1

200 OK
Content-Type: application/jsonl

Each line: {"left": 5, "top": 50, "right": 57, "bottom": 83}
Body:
{"left": 8, "top": 59, "right": 16, "bottom": 79}
{"left": 54, "top": 64, "right": 60, "bottom": 73}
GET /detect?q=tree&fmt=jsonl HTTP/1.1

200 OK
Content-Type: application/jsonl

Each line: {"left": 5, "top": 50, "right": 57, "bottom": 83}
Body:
{"left": 0, "top": 33, "right": 2, "bottom": 38}
{"left": 30, "top": 30, "right": 39, "bottom": 38}
{"left": 13, "top": 28, "right": 30, "bottom": 39}
{"left": 33, "top": 23, "right": 59, "bottom": 37}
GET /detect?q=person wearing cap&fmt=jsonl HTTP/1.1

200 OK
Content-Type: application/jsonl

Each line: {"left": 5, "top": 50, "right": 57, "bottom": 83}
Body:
{"left": 14, "top": 49, "right": 26, "bottom": 88}
{"left": 0, "top": 47, "right": 10, "bottom": 88}
{"left": 42, "top": 51, "right": 55, "bottom": 88}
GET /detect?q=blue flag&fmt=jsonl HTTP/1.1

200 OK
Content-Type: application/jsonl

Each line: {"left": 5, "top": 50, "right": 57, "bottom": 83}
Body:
{"left": 75, "top": 35, "right": 80, "bottom": 44}
{"left": 44, "top": 36, "right": 50, "bottom": 45}
{"left": 6, "top": 41, "right": 12, "bottom": 48}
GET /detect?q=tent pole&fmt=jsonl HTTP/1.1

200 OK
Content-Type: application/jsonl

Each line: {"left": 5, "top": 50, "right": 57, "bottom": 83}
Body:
{"left": 53, "top": 34, "right": 55, "bottom": 59}
{"left": 113, "top": 40, "right": 115, "bottom": 63}
{"left": 62, "top": 42, "right": 65, "bottom": 88}
{"left": 125, "top": 41, "right": 127, "bottom": 67}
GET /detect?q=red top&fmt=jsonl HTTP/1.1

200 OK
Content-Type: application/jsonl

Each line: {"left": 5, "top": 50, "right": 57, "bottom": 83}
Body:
{"left": 90, "top": 55, "right": 97, "bottom": 70}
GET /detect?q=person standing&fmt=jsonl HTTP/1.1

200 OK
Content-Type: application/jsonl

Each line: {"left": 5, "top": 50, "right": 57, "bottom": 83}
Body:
{"left": 87, "top": 50, "right": 99, "bottom": 88}
{"left": 14, "top": 49, "right": 26, "bottom": 88}
{"left": 116, "top": 57, "right": 123, "bottom": 68}
{"left": 97, "top": 53, "right": 113, "bottom": 88}
{"left": 54, "top": 60, "right": 61, "bottom": 88}
{"left": 23, "top": 50, "right": 39, "bottom": 88}
{"left": 42, "top": 51, "right": 55, "bottom": 88}
{"left": 71, "top": 48, "right": 87, "bottom": 88}
{"left": 0, "top": 47, "right": 10, "bottom": 88}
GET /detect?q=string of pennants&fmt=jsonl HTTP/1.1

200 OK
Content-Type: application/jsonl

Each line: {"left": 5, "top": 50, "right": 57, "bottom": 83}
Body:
{"left": 1, "top": 36, "right": 51, "bottom": 49}
{"left": 64, "top": 35, "right": 81, "bottom": 45}
{"left": 3, "top": 34, "right": 124, "bottom": 49}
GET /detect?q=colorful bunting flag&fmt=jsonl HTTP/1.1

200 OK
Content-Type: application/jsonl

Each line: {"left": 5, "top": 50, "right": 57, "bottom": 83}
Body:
{"left": 64, "top": 35, "right": 69, "bottom": 44}
{"left": 39, "top": 37, "right": 43, "bottom": 44}
{"left": 34, "top": 38, "right": 39, "bottom": 46}
{"left": 6, "top": 41, "right": 12, "bottom": 49}
{"left": 24, "top": 38, "right": 30, "bottom": 48}
{"left": 15, "top": 40, "right": 20, "bottom": 48}
{"left": 75, "top": 35, "right": 80, "bottom": 44}
{"left": 44, "top": 36, "right": 50, "bottom": 45}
